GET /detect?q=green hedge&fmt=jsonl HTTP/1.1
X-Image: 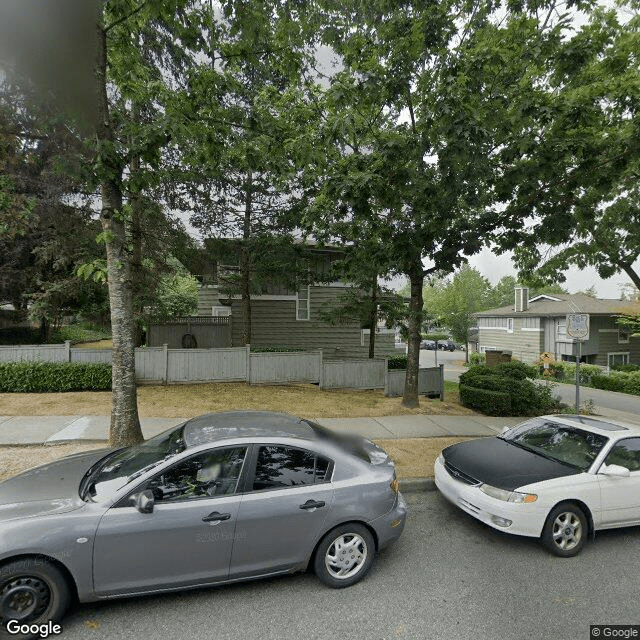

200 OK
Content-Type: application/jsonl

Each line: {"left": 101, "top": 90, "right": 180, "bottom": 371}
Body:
{"left": 459, "top": 384, "right": 511, "bottom": 416}
{"left": 611, "top": 363, "right": 640, "bottom": 373}
{"left": 590, "top": 373, "right": 627, "bottom": 393}
{"left": 0, "top": 362, "right": 112, "bottom": 392}
{"left": 460, "top": 364, "right": 556, "bottom": 416}
{"left": 387, "top": 355, "right": 408, "bottom": 370}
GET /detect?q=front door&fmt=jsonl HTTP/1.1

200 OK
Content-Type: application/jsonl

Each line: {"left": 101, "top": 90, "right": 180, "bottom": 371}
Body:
{"left": 598, "top": 438, "right": 640, "bottom": 527}
{"left": 93, "top": 446, "right": 247, "bottom": 596}
{"left": 229, "top": 444, "right": 334, "bottom": 579}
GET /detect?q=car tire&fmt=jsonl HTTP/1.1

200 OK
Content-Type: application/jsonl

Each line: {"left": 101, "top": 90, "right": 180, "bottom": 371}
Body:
{"left": 0, "top": 557, "right": 70, "bottom": 638}
{"left": 314, "top": 524, "right": 375, "bottom": 588}
{"left": 541, "top": 503, "right": 588, "bottom": 557}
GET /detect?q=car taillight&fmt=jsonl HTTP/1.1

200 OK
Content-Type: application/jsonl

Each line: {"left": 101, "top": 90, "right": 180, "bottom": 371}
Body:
{"left": 390, "top": 474, "right": 399, "bottom": 494}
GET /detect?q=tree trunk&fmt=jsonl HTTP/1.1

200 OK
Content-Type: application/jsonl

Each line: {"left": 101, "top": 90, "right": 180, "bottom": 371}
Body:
{"left": 96, "top": 24, "right": 143, "bottom": 447}
{"left": 402, "top": 265, "right": 423, "bottom": 408}
{"left": 240, "top": 171, "right": 252, "bottom": 345}
{"left": 368, "top": 275, "right": 378, "bottom": 359}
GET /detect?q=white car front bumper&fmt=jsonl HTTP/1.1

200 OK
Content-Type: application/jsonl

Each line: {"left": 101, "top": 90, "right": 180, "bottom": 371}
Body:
{"left": 434, "top": 457, "right": 547, "bottom": 538}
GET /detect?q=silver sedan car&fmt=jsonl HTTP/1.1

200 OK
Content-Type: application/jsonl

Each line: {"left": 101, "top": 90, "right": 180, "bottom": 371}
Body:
{"left": 0, "top": 411, "right": 406, "bottom": 633}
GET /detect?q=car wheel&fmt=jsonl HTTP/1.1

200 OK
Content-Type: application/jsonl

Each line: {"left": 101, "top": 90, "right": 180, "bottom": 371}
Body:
{"left": 0, "top": 558, "right": 70, "bottom": 637}
{"left": 541, "top": 503, "right": 587, "bottom": 557}
{"left": 314, "top": 524, "right": 375, "bottom": 588}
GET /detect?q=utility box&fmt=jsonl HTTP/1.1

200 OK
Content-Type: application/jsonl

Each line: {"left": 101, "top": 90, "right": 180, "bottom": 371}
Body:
{"left": 485, "top": 349, "right": 512, "bottom": 368}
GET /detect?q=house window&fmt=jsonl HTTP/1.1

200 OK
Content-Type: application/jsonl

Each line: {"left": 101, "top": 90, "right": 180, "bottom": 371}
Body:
{"left": 556, "top": 320, "right": 567, "bottom": 342}
{"left": 619, "top": 329, "right": 630, "bottom": 344}
{"left": 507, "top": 318, "right": 514, "bottom": 333}
{"left": 296, "top": 286, "right": 310, "bottom": 320}
{"left": 608, "top": 352, "right": 630, "bottom": 369}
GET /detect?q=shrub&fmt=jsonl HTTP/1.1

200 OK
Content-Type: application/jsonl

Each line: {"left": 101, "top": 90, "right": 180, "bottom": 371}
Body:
{"left": 612, "top": 363, "right": 640, "bottom": 373}
{"left": 387, "top": 355, "right": 408, "bottom": 370}
{"left": 459, "top": 384, "right": 511, "bottom": 416}
{"left": 622, "top": 372, "right": 640, "bottom": 395}
{"left": 0, "top": 362, "right": 112, "bottom": 392}
{"left": 460, "top": 367, "right": 556, "bottom": 416}
{"left": 491, "top": 361, "right": 538, "bottom": 380}
{"left": 469, "top": 352, "right": 485, "bottom": 365}
{"left": 558, "top": 362, "right": 602, "bottom": 384}
{"left": 590, "top": 373, "right": 626, "bottom": 393}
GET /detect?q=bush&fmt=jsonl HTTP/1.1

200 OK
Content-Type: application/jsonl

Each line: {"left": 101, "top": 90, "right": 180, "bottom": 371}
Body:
{"left": 557, "top": 362, "right": 602, "bottom": 384}
{"left": 469, "top": 352, "right": 485, "bottom": 365}
{"left": 0, "top": 362, "right": 112, "bottom": 392}
{"left": 459, "top": 384, "right": 511, "bottom": 416}
{"left": 611, "top": 363, "right": 640, "bottom": 373}
{"left": 491, "top": 361, "right": 538, "bottom": 380}
{"left": 622, "top": 372, "right": 640, "bottom": 395}
{"left": 387, "top": 355, "right": 408, "bottom": 370}
{"left": 460, "top": 363, "right": 556, "bottom": 416}
{"left": 590, "top": 373, "right": 627, "bottom": 393}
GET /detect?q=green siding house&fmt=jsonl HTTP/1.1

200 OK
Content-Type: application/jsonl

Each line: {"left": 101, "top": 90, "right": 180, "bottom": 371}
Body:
{"left": 475, "top": 287, "right": 640, "bottom": 368}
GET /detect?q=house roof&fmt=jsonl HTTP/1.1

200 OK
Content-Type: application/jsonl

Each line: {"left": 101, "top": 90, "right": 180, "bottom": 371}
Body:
{"left": 476, "top": 293, "right": 639, "bottom": 318}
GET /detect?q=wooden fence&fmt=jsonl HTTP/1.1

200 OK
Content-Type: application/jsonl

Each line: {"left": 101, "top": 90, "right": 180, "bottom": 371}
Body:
{"left": 0, "top": 342, "right": 444, "bottom": 394}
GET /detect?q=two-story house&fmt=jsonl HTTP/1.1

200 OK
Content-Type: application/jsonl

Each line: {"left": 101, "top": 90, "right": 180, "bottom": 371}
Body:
{"left": 475, "top": 286, "right": 640, "bottom": 368}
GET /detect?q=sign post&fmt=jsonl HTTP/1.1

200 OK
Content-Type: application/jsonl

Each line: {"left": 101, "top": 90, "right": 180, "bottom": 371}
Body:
{"left": 566, "top": 314, "right": 590, "bottom": 414}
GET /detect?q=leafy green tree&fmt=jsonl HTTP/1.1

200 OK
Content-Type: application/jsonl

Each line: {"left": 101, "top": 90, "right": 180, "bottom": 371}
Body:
{"left": 495, "top": 1, "right": 640, "bottom": 289}
{"left": 424, "top": 265, "right": 493, "bottom": 361}
{"left": 307, "top": 0, "right": 570, "bottom": 407}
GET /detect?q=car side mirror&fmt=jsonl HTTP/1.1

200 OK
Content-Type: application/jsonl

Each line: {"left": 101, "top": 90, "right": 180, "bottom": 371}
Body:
{"left": 130, "top": 489, "right": 155, "bottom": 513}
{"left": 599, "top": 464, "right": 630, "bottom": 478}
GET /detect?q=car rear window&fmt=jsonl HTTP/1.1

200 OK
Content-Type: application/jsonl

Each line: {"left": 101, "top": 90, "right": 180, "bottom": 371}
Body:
{"left": 306, "top": 422, "right": 371, "bottom": 463}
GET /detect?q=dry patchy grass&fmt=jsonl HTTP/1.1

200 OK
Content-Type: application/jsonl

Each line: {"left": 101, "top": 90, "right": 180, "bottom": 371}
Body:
{"left": 0, "top": 437, "right": 478, "bottom": 483}
{"left": 0, "top": 383, "right": 474, "bottom": 419}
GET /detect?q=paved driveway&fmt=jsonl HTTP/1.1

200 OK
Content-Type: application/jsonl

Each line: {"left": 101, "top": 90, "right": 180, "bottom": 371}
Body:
{"left": 58, "top": 491, "right": 640, "bottom": 640}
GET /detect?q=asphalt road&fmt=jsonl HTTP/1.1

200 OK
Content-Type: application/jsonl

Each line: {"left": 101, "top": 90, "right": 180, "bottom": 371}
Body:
{"left": 59, "top": 491, "right": 640, "bottom": 640}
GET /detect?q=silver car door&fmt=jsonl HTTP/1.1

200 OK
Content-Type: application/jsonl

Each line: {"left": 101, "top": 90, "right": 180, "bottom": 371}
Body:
{"left": 229, "top": 444, "right": 334, "bottom": 579}
{"left": 93, "top": 446, "right": 247, "bottom": 596}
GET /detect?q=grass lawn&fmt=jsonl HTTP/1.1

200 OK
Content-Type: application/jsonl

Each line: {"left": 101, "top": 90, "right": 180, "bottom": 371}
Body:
{"left": 0, "top": 381, "right": 471, "bottom": 419}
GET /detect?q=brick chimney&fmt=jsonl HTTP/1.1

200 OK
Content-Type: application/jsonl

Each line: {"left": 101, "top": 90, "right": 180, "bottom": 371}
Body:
{"left": 514, "top": 286, "right": 529, "bottom": 312}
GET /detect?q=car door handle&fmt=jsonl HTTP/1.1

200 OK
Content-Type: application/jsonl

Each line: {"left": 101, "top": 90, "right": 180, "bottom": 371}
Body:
{"left": 202, "top": 511, "right": 231, "bottom": 523}
{"left": 299, "top": 500, "right": 325, "bottom": 510}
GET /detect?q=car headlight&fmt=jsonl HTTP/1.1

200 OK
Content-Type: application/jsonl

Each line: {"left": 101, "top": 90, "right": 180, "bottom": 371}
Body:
{"left": 479, "top": 483, "right": 537, "bottom": 503}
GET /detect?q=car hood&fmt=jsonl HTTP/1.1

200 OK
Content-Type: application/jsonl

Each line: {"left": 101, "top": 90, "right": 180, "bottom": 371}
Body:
{"left": 443, "top": 437, "right": 579, "bottom": 491}
{"left": 0, "top": 449, "right": 112, "bottom": 519}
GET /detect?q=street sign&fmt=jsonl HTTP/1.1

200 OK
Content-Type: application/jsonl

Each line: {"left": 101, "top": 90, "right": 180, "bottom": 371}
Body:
{"left": 566, "top": 314, "right": 589, "bottom": 341}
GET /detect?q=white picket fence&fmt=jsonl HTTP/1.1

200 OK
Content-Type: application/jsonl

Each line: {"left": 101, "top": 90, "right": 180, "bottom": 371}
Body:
{"left": 0, "top": 342, "right": 444, "bottom": 394}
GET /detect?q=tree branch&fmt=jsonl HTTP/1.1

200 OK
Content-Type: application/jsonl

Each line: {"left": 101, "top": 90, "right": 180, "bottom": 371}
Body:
{"left": 104, "top": 1, "right": 149, "bottom": 34}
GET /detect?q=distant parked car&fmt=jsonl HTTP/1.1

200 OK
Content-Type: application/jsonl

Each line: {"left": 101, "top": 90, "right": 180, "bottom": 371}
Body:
{"left": 420, "top": 340, "right": 436, "bottom": 350}
{"left": 0, "top": 411, "right": 406, "bottom": 632}
{"left": 437, "top": 339, "right": 456, "bottom": 351}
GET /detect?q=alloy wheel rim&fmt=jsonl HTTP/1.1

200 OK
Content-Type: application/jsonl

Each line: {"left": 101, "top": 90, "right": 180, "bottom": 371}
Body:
{"left": 325, "top": 533, "right": 368, "bottom": 579}
{"left": 0, "top": 576, "right": 51, "bottom": 623}
{"left": 552, "top": 512, "right": 582, "bottom": 551}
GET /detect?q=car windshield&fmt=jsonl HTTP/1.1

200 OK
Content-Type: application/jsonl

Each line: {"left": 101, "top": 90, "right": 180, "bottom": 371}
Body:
{"left": 500, "top": 418, "right": 608, "bottom": 471}
{"left": 80, "top": 423, "right": 186, "bottom": 502}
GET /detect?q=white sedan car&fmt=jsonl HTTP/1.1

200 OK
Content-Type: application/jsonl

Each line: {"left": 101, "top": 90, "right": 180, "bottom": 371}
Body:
{"left": 435, "top": 415, "right": 640, "bottom": 556}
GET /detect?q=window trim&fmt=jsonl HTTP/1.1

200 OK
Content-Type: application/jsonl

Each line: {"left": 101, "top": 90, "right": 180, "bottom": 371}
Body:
{"left": 243, "top": 443, "right": 334, "bottom": 494}
{"left": 506, "top": 318, "right": 514, "bottom": 333}
{"left": 296, "top": 285, "right": 311, "bottom": 321}
{"left": 607, "top": 352, "right": 630, "bottom": 370}
{"left": 618, "top": 328, "right": 630, "bottom": 344}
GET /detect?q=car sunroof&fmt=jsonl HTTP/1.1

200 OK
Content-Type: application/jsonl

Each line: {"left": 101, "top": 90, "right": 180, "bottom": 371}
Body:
{"left": 561, "top": 415, "right": 629, "bottom": 431}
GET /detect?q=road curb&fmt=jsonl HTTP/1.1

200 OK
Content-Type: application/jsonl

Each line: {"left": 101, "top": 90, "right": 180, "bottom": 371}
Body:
{"left": 399, "top": 477, "right": 436, "bottom": 493}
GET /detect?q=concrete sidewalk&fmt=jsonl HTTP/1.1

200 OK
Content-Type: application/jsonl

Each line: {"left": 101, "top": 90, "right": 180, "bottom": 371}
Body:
{"left": 0, "top": 414, "right": 523, "bottom": 445}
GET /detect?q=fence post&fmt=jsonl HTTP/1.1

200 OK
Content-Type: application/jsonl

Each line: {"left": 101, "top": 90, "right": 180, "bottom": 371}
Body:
{"left": 64, "top": 340, "right": 71, "bottom": 362}
{"left": 439, "top": 363, "right": 445, "bottom": 401}
{"left": 384, "top": 357, "right": 389, "bottom": 396}
{"left": 318, "top": 349, "right": 324, "bottom": 389}
{"left": 163, "top": 344, "right": 169, "bottom": 385}
{"left": 246, "top": 344, "right": 251, "bottom": 384}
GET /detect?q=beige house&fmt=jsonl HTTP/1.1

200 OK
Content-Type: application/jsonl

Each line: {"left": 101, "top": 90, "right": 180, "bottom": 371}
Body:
{"left": 475, "top": 287, "right": 640, "bottom": 368}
